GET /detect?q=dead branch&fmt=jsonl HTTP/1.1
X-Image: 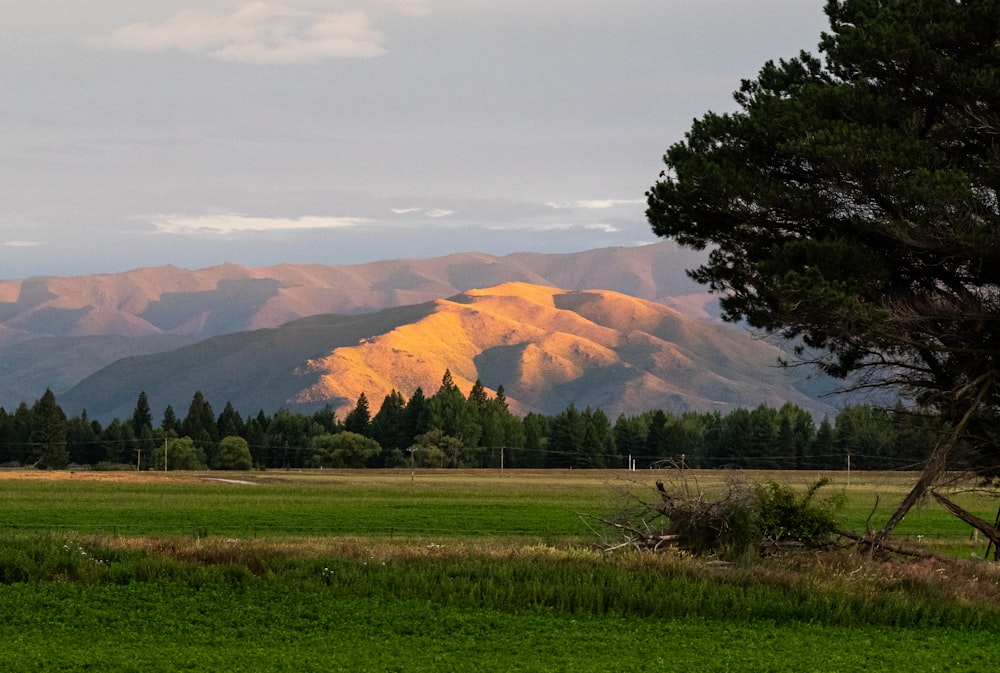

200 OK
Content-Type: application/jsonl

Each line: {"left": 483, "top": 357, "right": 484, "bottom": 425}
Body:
{"left": 931, "top": 490, "right": 1000, "bottom": 549}
{"left": 600, "top": 519, "right": 681, "bottom": 552}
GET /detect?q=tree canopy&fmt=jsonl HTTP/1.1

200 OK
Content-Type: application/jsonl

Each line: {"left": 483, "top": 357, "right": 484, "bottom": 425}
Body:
{"left": 647, "top": 1, "right": 1000, "bottom": 493}
{"left": 647, "top": 0, "right": 1000, "bottom": 542}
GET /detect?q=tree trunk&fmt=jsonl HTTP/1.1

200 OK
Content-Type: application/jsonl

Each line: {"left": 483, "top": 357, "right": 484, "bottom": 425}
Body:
{"left": 873, "top": 379, "right": 989, "bottom": 544}
{"left": 872, "top": 442, "right": 949, "bottom": 543}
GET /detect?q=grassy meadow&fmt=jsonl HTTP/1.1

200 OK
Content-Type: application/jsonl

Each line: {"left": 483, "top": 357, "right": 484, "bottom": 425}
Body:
{"left": 1, "top": 468, "right": 999, "bottom": 671}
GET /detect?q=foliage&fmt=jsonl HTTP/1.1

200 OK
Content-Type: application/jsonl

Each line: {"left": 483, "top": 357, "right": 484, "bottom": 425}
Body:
{"left": 151, "top": 437, "right": 208, "bottom": 471}
{"left": 29, "top": 389, "right": 68, "bottom": 469}
{"left": 755, "top": 478, "right": 843, "bottom": 546}
{"left": 646, "top": 0, "right": 1000, "bottom": 480}
{"left": 308, "top": 431, "right": 380, "bottom": 468}
{"left": 342, "top": 392, "right": 372, "bottom": 436}
{"left": 0, "top": 382, "right": 947, "bottom": 471}
{"left": 408, "top": 429, "right": 461, "bottom": 468}
{"left": 216, "top": 436, "right": 253, "bottom": 470}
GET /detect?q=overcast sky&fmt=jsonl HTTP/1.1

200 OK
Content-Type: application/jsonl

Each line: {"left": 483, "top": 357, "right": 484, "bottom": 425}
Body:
{"left": 1, "top": 1, "right": 829, "bottom": 279}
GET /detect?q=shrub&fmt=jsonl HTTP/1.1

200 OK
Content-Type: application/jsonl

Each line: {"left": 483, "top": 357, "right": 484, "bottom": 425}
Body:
{"left": 755, "top": 478, "right": 842, "bottom": 547}
{"left": 617, "top": 473, "right": 842, "bottom": 559}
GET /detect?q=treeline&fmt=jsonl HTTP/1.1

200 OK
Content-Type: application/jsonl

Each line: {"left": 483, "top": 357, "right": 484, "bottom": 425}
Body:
{"left": 0, "top": 370, "right": 939, "bottom": 471}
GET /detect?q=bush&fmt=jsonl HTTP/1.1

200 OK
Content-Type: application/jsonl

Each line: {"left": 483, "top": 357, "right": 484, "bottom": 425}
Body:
{"left": 755, "top": 478, "right": 841, "bottom": 546}
{"left": 622, "top": 473, "right": 843, "bottom": 559}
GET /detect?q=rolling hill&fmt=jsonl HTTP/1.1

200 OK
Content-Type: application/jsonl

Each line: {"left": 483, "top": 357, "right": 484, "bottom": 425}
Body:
{"left": 0, "top": 241, "right": 714, "bottom": 347}
{"left": 0, "top": 242, "right": 720, "bottom": 408}
{"left": 59, "top": 282, "right": 836, "bottom": 423}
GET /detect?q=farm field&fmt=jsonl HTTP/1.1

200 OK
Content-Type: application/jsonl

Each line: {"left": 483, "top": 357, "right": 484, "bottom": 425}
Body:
{"left": 0, "top": 468, "right": 996, "bottom": 547}
{"left": 1, "top": 469, "right": 999, "bottom": 672}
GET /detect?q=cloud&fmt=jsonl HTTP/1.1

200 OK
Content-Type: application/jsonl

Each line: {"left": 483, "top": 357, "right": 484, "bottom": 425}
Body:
{"left": 585, "top": 223, "right": 622, "bottom": 233}
{"left": 3, "top": 240, "right": 46, "bottom": 248}
{"left": 389, "top": 207, "right": 454, "bottom": 218}
{"left": 425, "top": 209, "right": 454, "bottom": 218}
{"left": 90, "top": 3, "right": 386, "bottom": 64}
{"left": 548, "top": 199, "right": 646, "bottom": 210}
{"left": 150, "top": 213, "right": 369, "bottom": 235}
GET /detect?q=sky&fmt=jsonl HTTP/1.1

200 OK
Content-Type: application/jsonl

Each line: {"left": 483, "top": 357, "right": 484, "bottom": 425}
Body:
{"left": 1, "top": 1, "right": 830, "bottom": 280}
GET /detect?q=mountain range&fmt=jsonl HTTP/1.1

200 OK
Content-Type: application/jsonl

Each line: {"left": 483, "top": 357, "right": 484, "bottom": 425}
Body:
{"left": 0, "top": 243, "right": 838, "bottom": 422}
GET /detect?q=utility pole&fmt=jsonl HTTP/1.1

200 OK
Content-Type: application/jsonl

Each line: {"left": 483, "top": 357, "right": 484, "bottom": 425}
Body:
{"left": 164, "top": 438, "right": 168, "bottom": 472}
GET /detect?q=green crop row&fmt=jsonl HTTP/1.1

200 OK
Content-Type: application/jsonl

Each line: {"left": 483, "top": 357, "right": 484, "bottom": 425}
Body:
{"left": 2, "top": 583, "right": 993, "bottom": 673}
{"left": 0, "top": 531, "right": 997, "bottom": 672}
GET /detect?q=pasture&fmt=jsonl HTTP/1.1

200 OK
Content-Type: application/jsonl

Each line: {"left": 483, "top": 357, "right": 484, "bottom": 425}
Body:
{"left": 1, "top": 469, "right": 999, "bottom": 671}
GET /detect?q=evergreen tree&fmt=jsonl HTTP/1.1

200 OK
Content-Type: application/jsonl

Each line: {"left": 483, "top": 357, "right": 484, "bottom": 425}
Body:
{"left": 67, "top": 410, "right": 102, "bottom": 466}
{"left": 30, "top": 389, "right": 68, "bottom": 469}
{"left": 266, "top": 408, "right": 312, "bottom": 468}
{"left": 664, "top": 412, "right": 707, "bottom": 468}
{"left": 101, "top": 418, "right": 135, "bottom": 465}
{"left": 343, "top": 392, "right": 372, "bottom": 437}
{"left": 183, "top": 391, "right": 219, "bottom": 465}
{"left": 0, "top": 407, "right": 13, "bottom": 465}
{"left": 495, "top": 385, "right": 508, "bottom": 411}
{"left": 243, "top": 415, "right": 268, "bottom": 469}
{"left": 216, "top": 401, "right": 245, "bottom": 439}
{"left": 810, "top": 416, "right": 837, "bottom": 470}
{"left": 645, "top": 410, "right": 668, "bottom": 458}
{"left": 131, "top": 391, "right": 154, "bottom": 438}
{"left": 720, "top": 408, "right": 753, "bottom": 467}
{"left": 427, "top": 372, "right": 481, "bottom": 449}
{"left": 647, "top": 0, "right": 1000, "bottom": 527}
{"left": 548, "top": 404, "right": 583, "bottom": 468}
{"left": 748, "top": 404, "right": 780, "bottom": 469}
{"left": 372, "top": 390, "right": 408, "bottom": 456}
{"left": 311, "top": 404, "right": 338, "bottom": 434}
{"left": 777, "top": 414, "right": 797, "bottom": 470}
{"left": 576, "top": 407, "right": 615, "bottom": 468}
{"left": 614, "top": 413, "right": 648, "bottom": 468}
{"left": 521, "top": 412, "right": 550, "bottom": 468}
{"left": 161, "top": 405, "right": 182, "bottom": 437}
{"left": 10, "top": 402, "right": 33, "bottom": 466}
{"left": 402, "top": 387, "right": 429, "bottom": 447}
{"left": 468, "top": 379, "right": 489, "bottom": 410}
{"left": 779, "top": 403, "right": 817, "bottom": 470}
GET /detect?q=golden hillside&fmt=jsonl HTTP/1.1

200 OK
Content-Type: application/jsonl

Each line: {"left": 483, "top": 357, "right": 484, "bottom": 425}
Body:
{"left": 59, "top": 281, "right": 835, "bottom": 422}
{"left": 287, "top": 282, "right": 824, "bottom": 419}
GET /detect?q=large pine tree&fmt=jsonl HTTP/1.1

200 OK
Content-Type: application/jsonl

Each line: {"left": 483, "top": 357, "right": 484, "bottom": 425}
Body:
{"left": 646, "top": 0, "right": 1000, "bottom": 537}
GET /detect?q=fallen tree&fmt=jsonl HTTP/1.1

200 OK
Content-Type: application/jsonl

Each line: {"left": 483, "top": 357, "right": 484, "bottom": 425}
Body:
{"left": 600, "top": 473, "right": 842, "bottom": 559}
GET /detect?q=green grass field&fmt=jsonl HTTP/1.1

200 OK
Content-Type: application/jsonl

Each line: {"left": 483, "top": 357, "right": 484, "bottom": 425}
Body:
{"left": 1, "top": 469, "right": 998, "bottom": 672}
{"left": 1, "top": 468, "right": 994, "bottom": 547}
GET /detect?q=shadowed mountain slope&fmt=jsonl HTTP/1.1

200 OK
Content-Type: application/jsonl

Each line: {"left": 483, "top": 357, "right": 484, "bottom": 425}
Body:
{"left": 60, "top": 282, "right": 835, "bottom": 424}
{"left": 0, "top": 334, "right": 194, "bottom": 408}
{"left": 0, "top": 243, "right": 720, "bottom": 409}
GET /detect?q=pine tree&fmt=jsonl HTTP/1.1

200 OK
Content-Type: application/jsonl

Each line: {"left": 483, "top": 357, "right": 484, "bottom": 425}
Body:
{"left": 344, "top": 392, "right": 372, "bottom": 437}
{"left": 131, "top": 391, "right": 154, "bottom": 438}
{"left": 30, "top": 389, "right": 68, "bottom": 469}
